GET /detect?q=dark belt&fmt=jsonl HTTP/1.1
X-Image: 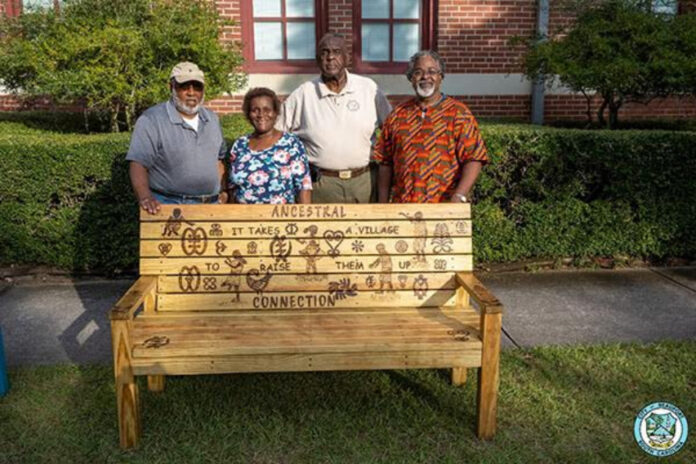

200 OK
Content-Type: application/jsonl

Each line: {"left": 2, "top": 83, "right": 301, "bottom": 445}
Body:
{"left": 317, "top": 165, "right": 370, "bottom": 180}
{"left": 150, "top": 188, "right": 219, "bottom": 204}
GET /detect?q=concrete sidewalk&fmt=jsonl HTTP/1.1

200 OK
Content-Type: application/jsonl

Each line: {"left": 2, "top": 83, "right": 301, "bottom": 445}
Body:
{"left": 0, "top": 267, "right": 694, "bottom": 367}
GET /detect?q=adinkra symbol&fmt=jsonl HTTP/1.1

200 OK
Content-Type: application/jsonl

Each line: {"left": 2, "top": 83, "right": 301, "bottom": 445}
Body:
{"left": 351, "top": 240, "right": 365, "bottom": 253}
{"left": 215, "top": 240, "right": 227, "bottom": 256}
{"left": 162, "top": 208, "right": 193, "bottom": 237}
{"left": 247, "top": 241, "right": 258, "bottom": 255}
{"left": 181, "top": 227, "right": 208, "bottom": 256}
{"left": 323, "top": 230, "right": 345, "bottom": 258}
{"left": 270, "top": 235, "right": 292, "bottom": 264}
{"left": 285, "top": 223, "right": 299, "bottom": 235}
{"left": 431, "top": 223, "right": 453, "bottom": 254}
{"left": 398, "top": 274, "right": 408, "bottom": 289}
{"left": 456, "top": 221, "right": 470, "bottom": 235}
{"left": 178, "top": 265, "right": 201, "bottom": 293}
{"left": 158, "top": 243, "right": 172, "bottom": 256}
{"left": 203, "top": 277, "right": 217, "bottom": 291}
{"left": 209, "top": 223, "right": 223, "bottom": 237}
{"left": 413, "top": 274, "right": 428, "bottom": 300}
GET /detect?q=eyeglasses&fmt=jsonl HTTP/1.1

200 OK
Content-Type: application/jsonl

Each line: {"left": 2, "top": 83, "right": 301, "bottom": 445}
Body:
{"left": 411, "top": 68, "right": 442, "bottom": 79}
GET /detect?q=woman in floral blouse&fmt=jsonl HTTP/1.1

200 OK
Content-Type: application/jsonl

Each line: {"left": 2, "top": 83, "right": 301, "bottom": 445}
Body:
{"left": 228, "top": 88, "right": 312, "bottom": 204}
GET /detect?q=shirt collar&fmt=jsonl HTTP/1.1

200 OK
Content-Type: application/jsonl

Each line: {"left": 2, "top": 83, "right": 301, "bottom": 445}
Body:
{"left": 316, "top": 70, "right": 356, "bottom": 98}
{"left": 166, "top": 100, "right": 209, "bottom": 125}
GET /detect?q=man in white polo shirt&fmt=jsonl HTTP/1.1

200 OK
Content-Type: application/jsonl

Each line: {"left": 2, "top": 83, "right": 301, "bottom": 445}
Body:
{"left": 276, "top": 33, "right": 392, "bottom": 203}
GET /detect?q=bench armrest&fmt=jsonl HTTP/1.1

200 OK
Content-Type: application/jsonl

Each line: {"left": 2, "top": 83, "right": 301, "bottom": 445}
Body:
{"left": 455, "top": 272, "right": 503, "bottom": 315}
{"left": 109, "top": 276, "right": 158, "bottom": 321}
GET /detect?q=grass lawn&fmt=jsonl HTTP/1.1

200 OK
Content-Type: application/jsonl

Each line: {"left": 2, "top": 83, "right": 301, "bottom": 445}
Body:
{"left": 1, "top": 341, "right": 693, "bottom": 463}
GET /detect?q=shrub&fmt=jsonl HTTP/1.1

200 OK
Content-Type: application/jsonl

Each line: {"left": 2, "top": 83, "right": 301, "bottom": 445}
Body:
{"left": 0, "top": 117, "right": 694, "bottom": 273}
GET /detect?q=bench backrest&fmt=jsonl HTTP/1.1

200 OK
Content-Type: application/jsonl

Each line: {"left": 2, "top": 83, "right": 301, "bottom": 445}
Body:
{"left": 140, "top": 204, "right": 472, "bottom": 312}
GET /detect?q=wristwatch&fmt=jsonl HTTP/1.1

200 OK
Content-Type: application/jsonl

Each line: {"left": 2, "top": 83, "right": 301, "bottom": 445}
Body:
{"left": 453, "top": 193, "right": 468, "bottom": 203}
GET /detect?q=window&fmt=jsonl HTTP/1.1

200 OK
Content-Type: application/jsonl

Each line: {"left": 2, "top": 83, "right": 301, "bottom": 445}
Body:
{"left": 652, "top": 0, "right": 678, "bottom": 15}
{"left": 353, "top": 0, "right": 436, "bottom": 74}
{"left": 4, "top": 0, "right": 60, "bottom": 16}
{"left": 241, "top": 0, "right": 328, "bottom": 73}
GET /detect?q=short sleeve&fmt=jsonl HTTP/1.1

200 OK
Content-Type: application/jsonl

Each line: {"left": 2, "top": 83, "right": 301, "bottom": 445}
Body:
{"left": 372, "top": 114, "right": 394, "bottom": 165}
{"left": 275, "top": 89, "right": 299, "bottom": 132}
{"left": 218, "top": 124, "right": 228, "bottom": 161}
{"left": 228, "top": 137, "right": 244, "bottom": 184}
{"left": 374, "top": 88, "right": 392, "bottom": 126}
{"left": 454, "top": 110, "right": 489, "bottom": 165}
{"left": 126, "top": 115, "right": 157, "bottom": 168}
{"left": 290, "top": 135, "right": 312, "bottom": 192}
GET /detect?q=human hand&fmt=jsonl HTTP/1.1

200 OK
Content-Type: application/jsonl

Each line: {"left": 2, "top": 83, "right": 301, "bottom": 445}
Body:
{"left": 139, "top": 196, "right": 161, "bottom": 215}
{"left": 218, "top": 191, "right": 229, "bottom": 204}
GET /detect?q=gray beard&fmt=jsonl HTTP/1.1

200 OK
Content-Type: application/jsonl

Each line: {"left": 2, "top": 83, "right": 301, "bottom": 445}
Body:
{"left": 171, "top": 91, "right": 204, "bottom": 116}
{"left": 416, "top": 84, "right": 435, "bottom": 98}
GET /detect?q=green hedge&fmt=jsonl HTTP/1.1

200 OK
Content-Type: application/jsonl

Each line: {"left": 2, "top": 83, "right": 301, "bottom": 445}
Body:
{"left": 0, "top": 116, "right": 694, "bottom": 274}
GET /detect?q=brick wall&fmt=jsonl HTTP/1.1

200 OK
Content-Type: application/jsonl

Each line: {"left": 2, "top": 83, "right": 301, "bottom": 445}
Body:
{"left": 216, "top": 0, "right": 243, "bottom": 44}
{"left": 545, "top": 95, "right": 696, "bottom": 121}
{"left": 437, "top": 0, "right": 535, "bottom": 74}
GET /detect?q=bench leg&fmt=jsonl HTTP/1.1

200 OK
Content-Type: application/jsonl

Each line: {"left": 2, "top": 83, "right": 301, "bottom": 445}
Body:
{"left": 147, "top": 375, "right": 165, "bottom": 392}
{"left": 476, "top": 312, "right": 501, "bottom": 440}
{"left": 452, "top": 367, "right": 467, "bottom": 386}
{"left": 112, "top": 320, "right": 141, "bottom": 449}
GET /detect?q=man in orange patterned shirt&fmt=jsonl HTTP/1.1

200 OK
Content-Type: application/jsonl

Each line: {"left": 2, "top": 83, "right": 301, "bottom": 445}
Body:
{"left": 373, "top": 51, "right": 488, "bottom": 204}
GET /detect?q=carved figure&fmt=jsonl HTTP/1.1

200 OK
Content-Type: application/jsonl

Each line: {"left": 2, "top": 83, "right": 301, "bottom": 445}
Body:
{"left": 162, "top": 208, "right": 193, "bottom": 237}
{"left": 400, "top": 211, "right": 427, "bottom": 263}
{"left": 368, "top": 243, "right": 394, "bottom": 293}
{"left": 246, "top": 269, "right": 272, "bottom": 295}
{"left": 299, "top": 239, "right": 323, "bottom": 274}
{"left": 221, "top": 250, "right": 247, "bottom": 301}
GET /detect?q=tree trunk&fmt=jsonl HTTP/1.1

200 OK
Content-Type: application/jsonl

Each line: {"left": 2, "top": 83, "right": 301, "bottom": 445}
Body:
{"left": 607, "top": 97, "right": 623, "bottom": 130}
{"left": 597, "top": 99, "right": 608, "bottom": 128}
{"left": 581, "top": 90, "right": 593, "bottom": 128}
{"left": 110, "top": 103, "right": 121, "bottom": 133}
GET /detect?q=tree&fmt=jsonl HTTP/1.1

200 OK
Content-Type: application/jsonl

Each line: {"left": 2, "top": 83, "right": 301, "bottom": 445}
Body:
{"left": 0, "top": 0, "right": 245, "bottom": 132}
{"left": 517, "top": 0, "right": 695, "bottom": 128}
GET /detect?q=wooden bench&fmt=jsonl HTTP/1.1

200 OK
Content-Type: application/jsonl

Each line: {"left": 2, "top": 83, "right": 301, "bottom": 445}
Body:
{"left": 109, "top": 203, "right": 503, "bottom": 449}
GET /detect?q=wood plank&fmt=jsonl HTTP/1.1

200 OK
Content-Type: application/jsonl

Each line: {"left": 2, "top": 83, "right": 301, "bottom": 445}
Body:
{"left": 140, "top": 254, "right": 472, "bottom": 276}
{"left": 456, "top": 272, "right": 503, "bottom": 315}
{"left": 157, "top": 273, "right": 456, "bottom": 294}
{"left": 140, "top": 219, "right": 472, "bottom": 240}
{"left": 140, "top": 237, "right": 472, "bottom": 258}
{"left": 132, "top": 311, "right": 480, "bottom": 332}
{"left": 156, "top": 289, "right": 457, "bottom": 311}
{"left": 132, "top": 337, "right": 482, "bottom": 358}
{"left": 132, "top": 350, "right": 482, "bottom": 375}
{"left": 452, "top": 367, "right": 467, "bottom": 386}
{"left": 111, "top": 319, "right": 140, "bottom": 449}
{"left": 134, "top": 306, "right": 476, "bottom": 319}
{"left": 477, "top": 312, "right": 502, "bottom": 440}
{"left": 109, "top": 276, "right": 157, "bottom": 321}
{"left": 141, "top": 203, "right": 470, "bottom": 222}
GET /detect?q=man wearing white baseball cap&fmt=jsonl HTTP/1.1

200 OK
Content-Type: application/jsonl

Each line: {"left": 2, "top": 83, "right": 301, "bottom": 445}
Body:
{"left": 127, "top": 61, "right": 228, "bottom": 213}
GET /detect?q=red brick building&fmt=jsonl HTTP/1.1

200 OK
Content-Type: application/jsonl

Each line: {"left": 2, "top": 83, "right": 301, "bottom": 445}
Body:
{"left": 2, "top": 0, "right": 696, "bottom": 122}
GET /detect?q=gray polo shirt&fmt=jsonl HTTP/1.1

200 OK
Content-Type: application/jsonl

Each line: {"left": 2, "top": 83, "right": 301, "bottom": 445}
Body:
{"left": 126, "top": 101, "right": 226, "bottom": 196}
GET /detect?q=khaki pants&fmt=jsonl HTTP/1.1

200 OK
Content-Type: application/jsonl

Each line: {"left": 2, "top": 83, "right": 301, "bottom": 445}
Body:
{"left": 311, "top": 169, "right": 373, "bottom": 203}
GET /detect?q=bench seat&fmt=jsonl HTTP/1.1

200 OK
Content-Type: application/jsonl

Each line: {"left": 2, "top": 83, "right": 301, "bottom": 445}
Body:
{"left": 130, "top": 307, "right": 482, "bottom": 375}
